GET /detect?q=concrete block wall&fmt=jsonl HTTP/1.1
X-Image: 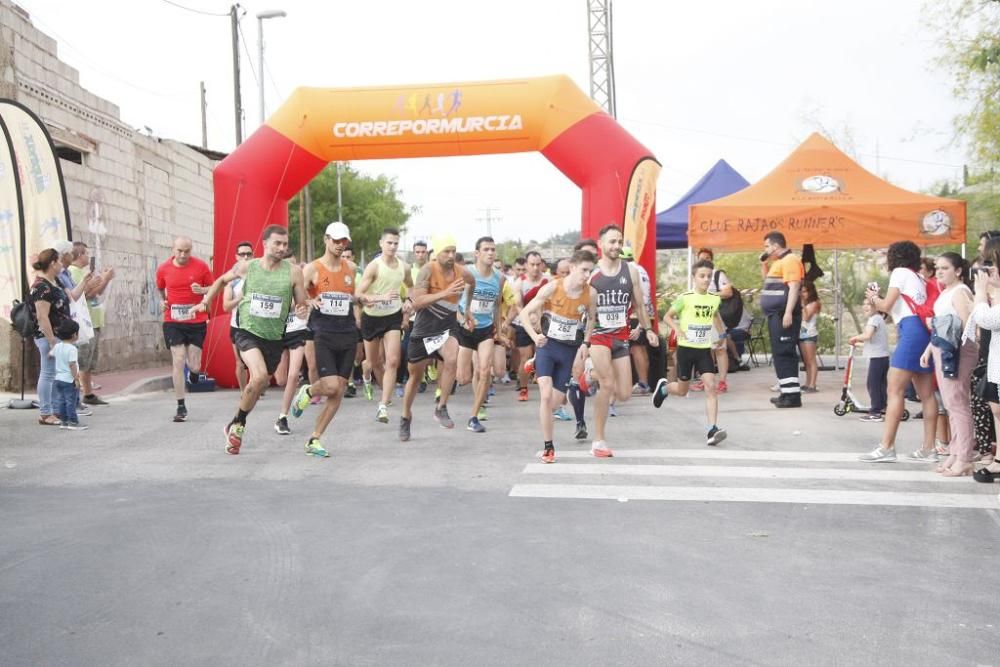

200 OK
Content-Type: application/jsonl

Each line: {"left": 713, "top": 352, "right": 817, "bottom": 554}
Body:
{"left": 0, "top": 1, "right": 220, "bottom": 389}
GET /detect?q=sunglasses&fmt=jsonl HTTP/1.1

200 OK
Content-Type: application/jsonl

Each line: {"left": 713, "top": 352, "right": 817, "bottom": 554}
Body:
{"left": 237, "top": 251, "right": 253, "bottom": 258}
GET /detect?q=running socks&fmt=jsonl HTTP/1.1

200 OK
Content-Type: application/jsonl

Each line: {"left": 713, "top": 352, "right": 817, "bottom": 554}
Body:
{"left": 235, "top": 409, "right": 249, "bottom": 426}
{"left": 568, "top": 383, "right": 586, "bottom": 422}
{"left": 177, "top": 399, "right": 186, "bottom": 408}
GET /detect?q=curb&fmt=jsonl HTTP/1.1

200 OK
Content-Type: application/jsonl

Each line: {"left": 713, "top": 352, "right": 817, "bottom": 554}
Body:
{"left": 109, "top": 374, "right": 173, "bottom": 399}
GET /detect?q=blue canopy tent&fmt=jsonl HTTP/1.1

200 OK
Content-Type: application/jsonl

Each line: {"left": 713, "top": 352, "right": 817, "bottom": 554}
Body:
{"left": 655, "top": 159, "right": 749, "bottom": 249}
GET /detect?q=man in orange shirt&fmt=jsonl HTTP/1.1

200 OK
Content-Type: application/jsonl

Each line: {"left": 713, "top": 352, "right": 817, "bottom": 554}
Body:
{"left": 759, "top": 231, "right": 805, "bottom": 408}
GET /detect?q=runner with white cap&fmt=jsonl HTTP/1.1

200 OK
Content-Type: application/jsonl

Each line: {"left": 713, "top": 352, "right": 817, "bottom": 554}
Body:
{"left": 289, "top": 222, "right": 360, "bottom": 457}
{"left": 397, "top": 233, "right": 475, "bottom": 441}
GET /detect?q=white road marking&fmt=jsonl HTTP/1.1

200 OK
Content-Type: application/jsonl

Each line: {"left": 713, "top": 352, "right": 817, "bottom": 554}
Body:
{"left": 522, "top": 463, "right": 970, "bottom": 483}
{"left": 541, "top": 449, "right": 938, "bottom": 464}
{"left": 509, "top": 484, "right": 1000, "bottom": 509}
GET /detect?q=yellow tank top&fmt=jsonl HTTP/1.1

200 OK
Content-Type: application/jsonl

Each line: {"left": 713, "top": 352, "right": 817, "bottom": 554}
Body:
{"left": 362, "top": 256, "right": 405, "bottom": 317}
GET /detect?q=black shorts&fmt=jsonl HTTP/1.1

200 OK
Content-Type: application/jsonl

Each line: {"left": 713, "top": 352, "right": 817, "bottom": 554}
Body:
{"left": 163, "top": 322, "right": 206, "bottom": 349}
{"left": 513, "top": 324, "right": 534, "bottom": 348}
{"left": 458, "top": 325, "right": 495, "bottom": 350}
{"left": 283, "top": 329, "right": 312, "bottom": 351}
{"left": 361, "top": 310, "right": 403, "bottom": 342}
{"left": 675, "top": 345, "right": 716, "bottom": 382}
{"left": 229, "top": 325, "right": 239, "bottom": 344}
{"left": 233, "top": 328, "right": 285, "bottom": 375}
{"left": 408, "top": 325, "right": 459, "bottom": 364}
{"left": 313, "top": 330, "right": 357, "bottom": 379}
{"left": 629, "top": 318, "right": 648, "bottom": 347}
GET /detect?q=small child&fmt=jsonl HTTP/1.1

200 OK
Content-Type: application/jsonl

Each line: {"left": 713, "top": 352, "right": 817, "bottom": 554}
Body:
{"left": 849, "top": 300, "right": 889, "bottom": 422}
{"left": 652, "top": 259, "right": 728, "bottom": 446}
{"left": 52, "top": 319, "right": 87, "bottom": 430}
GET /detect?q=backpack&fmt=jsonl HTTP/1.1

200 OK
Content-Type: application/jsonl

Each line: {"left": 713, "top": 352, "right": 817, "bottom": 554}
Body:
{"left": 10, "top": 299, "right": 38, "bottom": 338}
{"left": 899, "top": 270, "right": 941, "bottom": 331}
{"left": 713, "top": 270, "right": 744, "bottom": 330}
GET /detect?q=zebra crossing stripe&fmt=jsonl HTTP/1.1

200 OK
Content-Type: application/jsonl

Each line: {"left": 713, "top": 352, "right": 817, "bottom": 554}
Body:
{"left": 509, "top": 484, "right": 1000, "bottom": 509}
{"left": 541, "top": 449, "right": 937, "bottom": 464}
{"left": 522, "top": 463, "right": 972, "bottom": 483}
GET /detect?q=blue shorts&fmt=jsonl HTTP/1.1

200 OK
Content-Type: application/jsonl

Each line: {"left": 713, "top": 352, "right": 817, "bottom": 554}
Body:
{"left": 534, "top": 340, "right": 579, "bottom": 391}
{"left": 891, "top": 316, "right": 932, "bottom": 373}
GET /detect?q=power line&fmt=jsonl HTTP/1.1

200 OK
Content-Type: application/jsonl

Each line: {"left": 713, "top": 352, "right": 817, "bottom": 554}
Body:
{"left": 159, "top": 0, "right": 229, "bottom": 17}
{"left": 236, "top": 20, "right": 259, "bottom": 89}
{"left": 264, "top": 60, "right": 283, "bottom": 106}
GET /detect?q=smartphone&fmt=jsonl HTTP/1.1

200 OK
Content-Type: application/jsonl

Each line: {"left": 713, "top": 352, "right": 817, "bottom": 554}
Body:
{"left": 89, "top": 256, "right": 96, "bottom": 272}
{"left": 759, "top": 252, "right": 770, "bottom": 262}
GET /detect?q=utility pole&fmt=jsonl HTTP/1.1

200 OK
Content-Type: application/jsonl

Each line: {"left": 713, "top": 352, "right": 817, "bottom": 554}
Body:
{"left": 199, "top": 81, "right": 208, "bottom": 149}
{"left": 230, "top": 4, "right": 243, "bottom": 145}
{"left": 476, "top": 207, "right": 501, "bottom": 238}
{"left": 304, "top": 185, "right": 313, "bottom": 260}
{"left": 298, "top": 190, "right": 305, "bottom": 259}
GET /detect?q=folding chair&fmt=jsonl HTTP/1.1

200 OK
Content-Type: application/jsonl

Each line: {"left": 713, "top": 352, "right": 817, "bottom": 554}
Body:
{"left": 745, "top": 317, "right": 769, "bottom": 367}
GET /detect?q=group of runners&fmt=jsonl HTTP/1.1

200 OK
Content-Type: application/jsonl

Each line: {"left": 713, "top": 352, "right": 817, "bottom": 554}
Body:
{"left": 154, "top": 222, "right": 730, "bottom": 461}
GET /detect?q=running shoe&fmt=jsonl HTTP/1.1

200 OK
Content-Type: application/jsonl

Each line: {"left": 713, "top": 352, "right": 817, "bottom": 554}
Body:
{"left": 398, "top": 416, "right": 412, "bottom": 442}
{"left": 518, "top": 387, "right": 529, "bottom": 402}
{"left": 345, "top": 384, "right": 357, "bottom": 398}
{"left": 523, "top": 357, "right": 535, "bottom": 377}
{"left": 609, "top": 404, "right": 618, "bottom": 417}
{"left": 467, "top": 416, "right": 486, "bottom": 433}
{"left": 707, "top": 426, "right": 727, "bottom": 446}
{"left": 501, "top": 372, "right": 512, "bottom": 384}
{"left": 541, "top": 445, "right": 556, "bottom": 464}
{"left": 83, "top": 394, "right": 109, "bottom": 406}
{"left": 591, "top": 441, "right": 614, "bottom": 458}
{"left": 487, "top": 384, "right": 496, "bottom": 399}
{"left": 553, "top": 406, "right": 572, "bottom": 421}
{"left": 632, "top": 382, "right": 650, "bottom": 395}
{"left": 858, "top": 413, "right": 884, "bottom": 422}
{"left": 418, "top": 381, "right": 427, "bottom": 394}
{"left": 908, "top": 448, "right": 939, "bottom": 462}
{"left": 689, "top": 380, "right": 705, "bottom": 392}
{"left": 477, "top": 405, "right": 488, "bottom": 421}
{"left": 364, "top": 380, "right": 374, "bottom": 401}
{"left": 376, "top": 404, "right": 389, "bottom": 424}
{"left": 305, "top": 437, "right": 329, "bottom": 457}
{"left": 427, "top": 364, "right": 439, "bottom": 382}
{"left": 717, "top": 380, "right": 728, "bottom": 393}
{"left": 574, "top": 421, "right": 588, "bottom": 440}
{"left": 291, "top": 384, "right": 311, "bottom": 418}
{"left": 434, "top": 387, "right": 442, "bottom": 404}
{"left": 934, "top": 440, "right": 950, "bottom": 456}
{"left": 274, "top": 416, "right": 291, "bottom": 435}
{"left": 76, "top": 405, "right": 93, "bottom": 417}
{"left": 434, "top": 405, "right": 455, "bottom": 429}
{"left": 225, "top": 421, "right": 244, "bottom": 455}
{"left": 65, "top": 422, "right": 88, "bottom": 431}
{"left": 173, "top": 405, "right": 188, "bottom": 422}
{"left": 395, "top": 384, "right": 405, "bottom": 398}
{"left": 577, "top": 359, "right": 599, "bottom": 396}
{"left": 859, "top": 446, "right": 896, "bottom": 463}
{"left": 652, "top": 378, "right": 669, "bottom": 409}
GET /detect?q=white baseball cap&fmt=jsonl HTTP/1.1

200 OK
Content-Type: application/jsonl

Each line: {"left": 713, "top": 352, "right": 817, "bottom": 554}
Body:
{"left": 52, "top": 239, "right": 74, "bottom": 255}
{"left": 324, "top": 222, "right": 351, "bottom": 241}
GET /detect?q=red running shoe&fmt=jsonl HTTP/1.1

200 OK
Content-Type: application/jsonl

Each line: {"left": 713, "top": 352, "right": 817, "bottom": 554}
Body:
{"left": 518, "top": 387, "right": 529, "bottom": 402}
{"left": 541, "top": 446, "right": 556, "bottom": 464}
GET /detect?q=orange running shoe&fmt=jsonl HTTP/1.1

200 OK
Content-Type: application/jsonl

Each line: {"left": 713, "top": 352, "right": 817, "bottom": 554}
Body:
{"left": 518, "top": 386, "right": 529, "bottom": 401}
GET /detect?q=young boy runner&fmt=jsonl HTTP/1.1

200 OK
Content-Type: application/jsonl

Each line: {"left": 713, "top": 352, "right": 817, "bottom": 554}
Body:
{"left": 520, "top": 250, "right": 598, "bottom": 463}
{"left": 652, "top": 259, "right": 728, "bottom": 446}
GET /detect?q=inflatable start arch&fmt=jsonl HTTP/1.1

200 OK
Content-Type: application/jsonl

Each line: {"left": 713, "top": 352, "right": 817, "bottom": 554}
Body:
{"left": 208, "top": 75, "right": 660, "bottom": 386}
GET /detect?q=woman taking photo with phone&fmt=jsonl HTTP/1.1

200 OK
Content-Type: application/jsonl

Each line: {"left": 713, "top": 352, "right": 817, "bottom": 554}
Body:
{"left": 859, "top": 241, "right": 939, "bottom": 463}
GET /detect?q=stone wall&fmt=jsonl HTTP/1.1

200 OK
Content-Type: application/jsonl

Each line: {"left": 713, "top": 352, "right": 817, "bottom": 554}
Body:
{"left": 0, "top": 1, "right": 220, "bottom": 390}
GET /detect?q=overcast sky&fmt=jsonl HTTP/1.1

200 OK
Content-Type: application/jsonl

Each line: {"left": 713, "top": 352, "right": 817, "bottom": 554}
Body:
{"left": 16, "top": 0, "right": 968, "bottom": 251}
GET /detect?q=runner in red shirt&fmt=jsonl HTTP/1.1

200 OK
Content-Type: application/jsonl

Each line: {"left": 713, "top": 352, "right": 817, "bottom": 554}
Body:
{"left": 155, "top": 236, "right": 214, "bottom": 423}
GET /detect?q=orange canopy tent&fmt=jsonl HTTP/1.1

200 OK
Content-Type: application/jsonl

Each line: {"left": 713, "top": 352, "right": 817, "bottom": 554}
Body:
{"left": 688, "top": 133, "right": 966, "bottom": 251}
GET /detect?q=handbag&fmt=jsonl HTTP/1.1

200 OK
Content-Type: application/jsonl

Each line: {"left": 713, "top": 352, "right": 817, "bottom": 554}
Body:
{"left": 972, "top": 362, "right": 989, "bottom": 401}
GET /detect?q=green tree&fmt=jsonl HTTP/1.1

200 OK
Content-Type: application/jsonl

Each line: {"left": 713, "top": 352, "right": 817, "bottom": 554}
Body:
{"left": 288, "top": 164, "right": 417, "bottom": 262}
{"left": 932, "top": 0, "right": 1000, "bottom": 170}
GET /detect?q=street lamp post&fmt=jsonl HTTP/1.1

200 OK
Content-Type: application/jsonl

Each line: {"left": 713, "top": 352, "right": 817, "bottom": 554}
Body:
{"left": 256, "top": 9, "right": 286, "bottom": 125}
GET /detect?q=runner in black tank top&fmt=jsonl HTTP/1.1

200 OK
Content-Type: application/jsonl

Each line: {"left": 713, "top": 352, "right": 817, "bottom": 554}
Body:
{"left": 586, "top": 225, "right": 660, "bottom": 458}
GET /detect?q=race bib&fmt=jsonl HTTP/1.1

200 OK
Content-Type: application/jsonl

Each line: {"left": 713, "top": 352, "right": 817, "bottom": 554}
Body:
{"left": 596, "top": 306, "right": 627, "bottom": 330}
{"left": 422, "top": 330, "right": 451, "bottom": 355}
{"left": 471, "top": 298, "right": 494, "bottom": 315}
{"left": 686, "top": 324, "right": 712, "bottom": 345}
{"left": 319, "top": 292, "right": 351, "bottom": 316}
{"left": 249, "top": 293, "right": 283, "bottom": 319}
{"left": 369, "top": 295, "right": 401, "bottom": 313}
{"left": 170, "top": 304, "right": 194, "bottom": 321}
{"left": 546, "top": 314, "right": 578, "bottom": 342}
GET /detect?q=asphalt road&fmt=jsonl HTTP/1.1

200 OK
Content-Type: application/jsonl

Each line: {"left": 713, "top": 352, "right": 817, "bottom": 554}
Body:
{"left": 2, "top": 372, "right": 998, "bottom": 666}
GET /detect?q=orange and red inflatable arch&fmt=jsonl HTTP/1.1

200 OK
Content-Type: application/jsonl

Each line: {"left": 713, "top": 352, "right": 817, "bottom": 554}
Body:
{"left": 207, "top": 75, "right": 659, "bottom": 386}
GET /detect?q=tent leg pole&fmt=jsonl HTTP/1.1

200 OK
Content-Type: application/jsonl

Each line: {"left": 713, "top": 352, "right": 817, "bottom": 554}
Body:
{"left": 834, "top": 250, "right": 841, "bottom": 371}
{"left": 687, "top": 247, "right": 692, "bottom": 290}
